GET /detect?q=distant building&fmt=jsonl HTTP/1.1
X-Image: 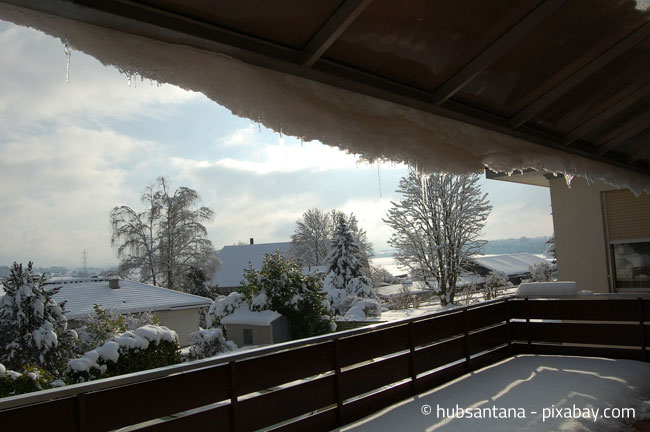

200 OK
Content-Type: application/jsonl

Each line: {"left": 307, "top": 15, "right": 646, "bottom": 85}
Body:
{"left": 221, "top": 309, "right": 290, "bottom": 347}
{"left": 44, "top": 277, "right": 212, "bottom": 346}
{"left": 211, "top": 239, "right": 326, "bottom": 294}
{"left": 469, "top": 253, "right": 548, "bottom": 285}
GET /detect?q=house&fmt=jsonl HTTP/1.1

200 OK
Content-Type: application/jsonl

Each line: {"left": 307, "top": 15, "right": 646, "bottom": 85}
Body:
{"left": 45, "top": 277, "right": 212, "bottom": 346}
{"left": 220, "top": 309, "right": 290, "bottom": 347}
{"left": 470, "top": 252, "right": 549, "bottom": 285}
{"left": 487, "top": 170, "right": 650, "bottom": 293}
{"left": 211, "top": 239, "right": 327, "bottom": 294}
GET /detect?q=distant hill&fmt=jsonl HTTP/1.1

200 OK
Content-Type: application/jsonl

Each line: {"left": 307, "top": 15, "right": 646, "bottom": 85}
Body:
{"left": 480, "top": 236, "right": 549, "bottom": 255}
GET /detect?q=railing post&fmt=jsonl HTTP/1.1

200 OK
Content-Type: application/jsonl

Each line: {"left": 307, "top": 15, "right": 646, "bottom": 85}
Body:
{"left": 229, "top": 361, "right": 238, "bottom": 432}
{"left": 525, "top": 297, "right": 532, "bottom": 350}
{"left": 75, "top": 392, "right": 87, "bottom": 432}
{"left": 640, "top": 298, "right": 647, "bottom": 362}
{"left": 333, "top": 338, "right": 343, "bottom": 427}
{"left": 505, "top": 298, "right": 513, "bottom": 355}
{"left": 408, "top": 322, "right": 417, "bottom": 395}
{"left": 462, "top": 309, "right": 470, "bottom": 372}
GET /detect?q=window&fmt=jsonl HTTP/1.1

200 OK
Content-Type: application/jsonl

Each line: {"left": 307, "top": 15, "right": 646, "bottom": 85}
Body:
{"left": 243, "top": 328, "right": 253, "bottom": 345}
{"left": 611, "top": 241, "right": 650, "bottom": 289}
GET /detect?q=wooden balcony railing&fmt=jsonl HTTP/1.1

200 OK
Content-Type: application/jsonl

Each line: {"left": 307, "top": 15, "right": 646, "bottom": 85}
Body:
{"left": 1, "top": 294, "right": 649, "bottom": 432}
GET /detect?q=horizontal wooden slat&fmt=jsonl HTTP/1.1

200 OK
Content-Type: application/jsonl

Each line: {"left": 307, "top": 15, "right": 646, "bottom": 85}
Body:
{"left": 412, "top": 312, "right": 465, "bottom": 347}
{"left": 237, "top": 375, "right": 336, "bottom": 431}
{"left": 341, "top": 381, "right": 412, "bottom": 426}
{"left": 136, "top": 404, "right": 230, "bottom": 432}
{"left": 0, "top": 397, "right": 77, "bottom": 432}
{"left": 465, "top": 301, "right": 508, "bottom": 330}
{"left": 340, "top": 353, "right": 410, "bottom": 400}
{"left": 414, "top": 337, "right": 465, "bottom": 375}
{"left": 469, "top": 345, "right": 511, "bottom": 372}
{"left": 468, "top": 324, "right": 509, "bottom": 356}
{"left": 513, "top": 342, "right": 645, "bottom": 361}
{"left": 86, "top": 365, "right": 230, "bottom": 432}
{"left": 269, "top": 407, "right": 338, "bottom": 432}
{"left": 236, "top": 342, "right": 333, "bottom": 395}
{"left": 414, "top": 362, "right": 467, "bottom": 395}
{"left": 338, "top": 325, "right": 410, "bottom": 367}
{"left": 509, "top": 298, "right": 641, "bottom": 321}
{"left": 511, "top": 321, "right": 641, "bottom": 346}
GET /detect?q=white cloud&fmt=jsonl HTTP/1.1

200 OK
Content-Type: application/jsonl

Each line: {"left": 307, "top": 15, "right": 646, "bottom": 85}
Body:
{"left": 483, "top": 202, "right": 553, "bottom": 240}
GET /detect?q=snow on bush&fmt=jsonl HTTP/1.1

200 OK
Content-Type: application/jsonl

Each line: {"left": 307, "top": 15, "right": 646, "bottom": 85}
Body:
{"left": 65, "top": 324, "right": 180, "bottom": 383}
{"left": 529, "top": 261, "right": 556, "bottom": 282}
{"left": 341, "top": 298, "right": 382, "bottom": 321}
{"left": 0, "top": 262, "right": 77, "bottom": 376}
{"left": 206, "top": 292, "right": 247, "bottom": 327}
{"left": 0, "top": 364, "right": 55, "bottom": 398}
{"left": 484, "top": 270, "right": 512, "bottom": 301}
{"left": 186, "top": 328, "right": 236, "bottom": 360}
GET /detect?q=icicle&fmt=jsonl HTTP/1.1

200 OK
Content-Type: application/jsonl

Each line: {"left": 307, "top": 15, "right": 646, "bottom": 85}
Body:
{"left": 564, "top": 173, "right": 574, "bottom": 188}
{"left": 279, "top": 128, "right": 283, "bottom": 138}
{"left": 127, "top": 73, "right": 132, "bottom": 87}
{"left": 63, "top": 42, "right": 71, "bottom": 84}
{"left": 377, "top": 160, "right": 382, "bottom": 198}
{"left": 257, "top": 117, "right": 262, "bottom": 133}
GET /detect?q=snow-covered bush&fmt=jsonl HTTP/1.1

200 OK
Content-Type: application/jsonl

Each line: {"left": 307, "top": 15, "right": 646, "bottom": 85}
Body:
{"left": 186, "top": 328, "right": 236, "bottom": 360}
{"left": 484, "top": 270, "right": 512, "bottom": 300}
{"left": 205, "top": 292, "right": 247, "bottom": 327}
{"left": 65, "top": 324, "right": 180, "bottom": 383}
{"left": 241, "top": 251, "right": 331, "bottom": 339}
{"left": 341, "top": 298, "right": 382, "bottom": 321}
{"left": 0, "top": 364, "right": 57, "bottom": 398}
{"left": 75, "top": 305, "right": 159, "bottom": 353}
{"left": 323, "top": 215, "right": 380, "bottom": 319}
{"left": 530, "top": 261, "right": 555, "bottom": 282}
{"left": 0, "top": 262, "right": 77, "bottom": 376}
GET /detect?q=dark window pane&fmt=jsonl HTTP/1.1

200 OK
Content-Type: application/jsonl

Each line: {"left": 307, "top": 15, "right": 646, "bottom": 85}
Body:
{"left": 612, "top": 242, "right": 650, "bottom": 289}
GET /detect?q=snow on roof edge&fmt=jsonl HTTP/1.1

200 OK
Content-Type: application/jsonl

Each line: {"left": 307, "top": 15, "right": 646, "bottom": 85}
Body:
{"left": 2, "top": 3, "right": 649, "bottom": 194}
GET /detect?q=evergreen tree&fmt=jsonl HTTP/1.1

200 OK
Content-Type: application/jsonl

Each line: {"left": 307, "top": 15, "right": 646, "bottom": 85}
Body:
{"left": 241, "top": 251, "right": 331, "bottom": 339}
{"left": 0, "top": 262, "right": 76, "bottom": 376}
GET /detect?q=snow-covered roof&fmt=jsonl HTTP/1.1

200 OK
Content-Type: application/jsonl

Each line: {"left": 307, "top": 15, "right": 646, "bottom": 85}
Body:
{"left": 471, "top": 253, "right": 547, "bottom": 276}
{"left": 211, "top": 242, "right": 292, "bottom": 288}
{"left": 44, "top": 278, "right": 212, "bottom": 319}
{"left": 221, "top": 310, "right": 282, "bottom": 326}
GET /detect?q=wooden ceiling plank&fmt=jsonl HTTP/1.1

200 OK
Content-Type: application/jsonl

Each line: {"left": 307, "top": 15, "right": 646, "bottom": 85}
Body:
{"left": 301, "top": 0, "right": 374, "bottom": 68}
{"left": 627, "top": 144, "right": 650, "bottom": 164}
{"left": 511, "top": 19, "right": 650, "bottom": 128}
{"left": 598, "top": 116, "right": 650, "bottom": 155}
{"left": 564, "top": 81, "right": 650, "bottom": 145}
{"left": 431, "top": 0, "right": 567, "bottom": 105}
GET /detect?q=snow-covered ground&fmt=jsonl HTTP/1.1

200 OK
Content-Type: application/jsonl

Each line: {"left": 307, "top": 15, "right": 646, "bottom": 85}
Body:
{"left": 336, "top": 355, "right": 650, "bottom": 432}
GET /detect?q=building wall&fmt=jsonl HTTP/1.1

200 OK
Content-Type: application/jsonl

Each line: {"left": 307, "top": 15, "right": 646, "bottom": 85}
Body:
{"left": 157, "top": 308, "right": 202, "bottom": 347}
{"left": 224, "top": 323, "right": 273, "bottom": 347}
{"left": 549, "top": 177, "right": 614, "bottom": 293}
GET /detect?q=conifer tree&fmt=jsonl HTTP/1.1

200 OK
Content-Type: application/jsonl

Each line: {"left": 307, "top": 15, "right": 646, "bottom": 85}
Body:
{"left": 0, "top": 262, "right": 76, "bottom": 376}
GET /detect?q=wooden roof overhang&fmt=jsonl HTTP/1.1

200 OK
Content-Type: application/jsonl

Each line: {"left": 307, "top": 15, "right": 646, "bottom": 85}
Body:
{"left": 3, "top": 0, "right": 650, "bottom": 179}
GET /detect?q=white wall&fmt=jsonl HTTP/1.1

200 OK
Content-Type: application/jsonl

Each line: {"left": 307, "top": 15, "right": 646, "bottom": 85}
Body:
{"left": 549, "top": 177, "right": 613, "bottom": 293}
{"left": 157, "top": 308, "right": 202, "bottom": 347}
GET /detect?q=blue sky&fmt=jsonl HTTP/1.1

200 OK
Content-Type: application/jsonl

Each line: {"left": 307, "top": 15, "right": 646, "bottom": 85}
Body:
{"left": 0, "top": 20, "right": 553, "bottom": 268}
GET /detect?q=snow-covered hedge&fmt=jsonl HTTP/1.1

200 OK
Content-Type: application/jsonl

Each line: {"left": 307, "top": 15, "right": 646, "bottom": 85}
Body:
{"left": 65, "top": 324, "right": 180, "bottom": 383}
{"left": 205, "top": 292, "right": 247, "bottom": 327}
{"left": 186, "top": 328, "right": 236, "bottom": 360}
{"left": 0, "top": 364, "right": 59, "bottom": 398}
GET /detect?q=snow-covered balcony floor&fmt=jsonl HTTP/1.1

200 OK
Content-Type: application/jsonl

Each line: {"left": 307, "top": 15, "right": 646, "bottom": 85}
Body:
{"left": 337, "top": 354, "right": 650, "bottom": 432}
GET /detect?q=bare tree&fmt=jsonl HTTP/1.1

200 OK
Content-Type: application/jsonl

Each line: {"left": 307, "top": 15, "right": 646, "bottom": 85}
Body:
{"left": 289, "top": 208, "right": 374, "bottom": 271}
{"left": 384, "top": 169, "right": 491, "bottom": 306}
{"left": 110, "top": 177, "right": 219, "bottom": 291}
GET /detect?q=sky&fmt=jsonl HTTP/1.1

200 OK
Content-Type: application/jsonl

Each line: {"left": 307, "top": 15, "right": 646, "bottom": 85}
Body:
{"left": 0, "top": 20, "right": 553, "bottom": 269}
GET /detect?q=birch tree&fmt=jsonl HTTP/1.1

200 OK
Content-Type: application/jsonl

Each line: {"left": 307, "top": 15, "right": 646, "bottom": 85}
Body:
{"left": 384, "top": 169, "right": 491, "bottom": 306}
{"left": 110, "top": 177, "right": 219, "bottom": 291}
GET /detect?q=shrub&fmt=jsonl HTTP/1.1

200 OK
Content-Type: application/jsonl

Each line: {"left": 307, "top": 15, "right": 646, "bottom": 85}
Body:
{"left": 0, "top": 364, "right": 57, "bottom": 398}
{"left": 65, "top": 325, "right": 180, "bottom": 383}
{"left": 484, "top": 271, "right": 512, "bottom": 300}
{"left": 530, "top": 261, "right": 555, "bottom": 282}
{"left": 186, "top": 328, "right": 236, "bottom": 360}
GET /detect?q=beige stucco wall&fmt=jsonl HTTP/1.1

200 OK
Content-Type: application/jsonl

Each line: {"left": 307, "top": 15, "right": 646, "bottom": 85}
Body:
{"left": 157, "top": 308, "right": 202, "bottom": 347}
{"left": 549, "top": 177, "right": 614, "bottom": 293}
{"left": 224, "top": 324, "right": 273, "bottom": 347}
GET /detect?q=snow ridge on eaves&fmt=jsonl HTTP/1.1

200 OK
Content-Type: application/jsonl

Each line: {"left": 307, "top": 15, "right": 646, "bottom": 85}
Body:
{"left": 1, "top": 3, "right": 649, "bottom": 194}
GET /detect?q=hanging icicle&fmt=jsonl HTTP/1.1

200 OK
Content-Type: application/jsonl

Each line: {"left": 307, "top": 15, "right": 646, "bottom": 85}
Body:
{"left": 63, "top": 41, "right": 71, "bottom": 84}
{"left": 377, "top": 160, "right": 382, "bottom": 198}
{"left": 564, "top": 173, "right": 575, "bottom": 188}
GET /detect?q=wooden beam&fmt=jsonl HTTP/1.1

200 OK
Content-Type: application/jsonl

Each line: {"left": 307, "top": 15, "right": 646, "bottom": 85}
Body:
{"left": 300, "top": 0, "right": 373, "bottom": 68}
{"left": 564, "top": 81, "right": 650, "bottom": 145}
{"left": 431, "top": 0, "right": 568, "bottom": 105}
{"left": 597, "top": 116, "right": 650, "bottom": 155}
{"left": 511, "top": 20, "right": 650, "bottom": 128}
{"left": 627, "top": 142, "right": 650, "bottom": 164}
